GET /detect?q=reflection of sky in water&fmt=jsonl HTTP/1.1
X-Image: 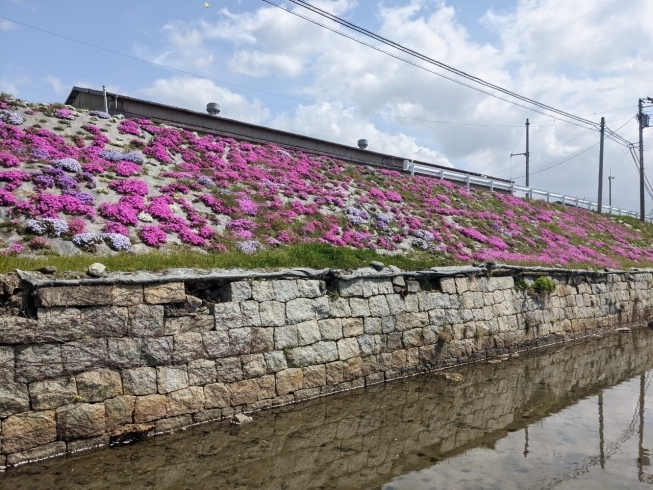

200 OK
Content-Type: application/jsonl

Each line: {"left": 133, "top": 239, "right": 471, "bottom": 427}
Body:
{"left": 385, "top": 373, "right": 653, "bottom": 490}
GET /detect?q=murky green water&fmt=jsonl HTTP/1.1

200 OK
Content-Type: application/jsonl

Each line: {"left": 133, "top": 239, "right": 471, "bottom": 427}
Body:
{"left": 2, "top": 329, "right": 653, "bottom": 490}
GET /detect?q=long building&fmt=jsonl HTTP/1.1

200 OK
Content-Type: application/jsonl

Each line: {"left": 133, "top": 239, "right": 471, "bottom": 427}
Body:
{"left": 65, "top": 86, "right": 511, "bottom": 190}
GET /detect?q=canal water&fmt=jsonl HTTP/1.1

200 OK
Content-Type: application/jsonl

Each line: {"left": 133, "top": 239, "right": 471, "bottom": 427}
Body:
{"left": 2, "top": 328, "right": 653, "bottom": 490}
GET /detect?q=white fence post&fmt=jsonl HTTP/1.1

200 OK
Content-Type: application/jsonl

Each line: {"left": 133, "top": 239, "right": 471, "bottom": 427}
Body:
{"left": 466, "top": 175, "right": 470, "bottom": 190}
{"left": 439, "top": 170, "right": 444, "bottom": 180}
{"left": 490, "top": 180, "right": 494, "bottom": 193}
{"left": 546, "top": 191, "right": 550, "bottom": 202}
{"left": 410, "top": 162, "right": 415, "bottom": 177}
{"left": 510, "top": 183, "right": 515, "bottom": 196}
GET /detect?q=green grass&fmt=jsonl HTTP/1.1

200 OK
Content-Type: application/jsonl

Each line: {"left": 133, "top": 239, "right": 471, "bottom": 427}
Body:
{"left": 0, "top": 243, "right": 454, "bottom": 274}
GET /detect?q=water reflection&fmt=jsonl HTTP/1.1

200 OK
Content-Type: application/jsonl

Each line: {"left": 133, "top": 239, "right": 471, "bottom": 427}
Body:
{"left": 2, "top": 329, "right": 653, "bottom": 490}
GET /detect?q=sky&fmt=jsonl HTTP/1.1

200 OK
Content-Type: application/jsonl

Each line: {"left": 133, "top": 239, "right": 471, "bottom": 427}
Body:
{"left": 1, "top": 0, "right": 652, "bottom": 213}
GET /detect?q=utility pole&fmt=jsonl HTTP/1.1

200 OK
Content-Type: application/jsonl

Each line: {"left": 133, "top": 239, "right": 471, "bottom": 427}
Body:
{"left": 608, "top": 168, "right": 615, "bottom": 207}
{"left": 598, "top": 117, "right": 605, "bottom": 213}
{"left": 640, "top": 98, "right": 645, "bottom": 222}
{"left": 510, "top": 119, "right": 530, "bottom": 187}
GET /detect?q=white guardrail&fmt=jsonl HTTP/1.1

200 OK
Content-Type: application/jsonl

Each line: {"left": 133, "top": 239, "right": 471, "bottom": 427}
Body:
{"left": 403, "top": 160, "right": 652, "bottom": 223}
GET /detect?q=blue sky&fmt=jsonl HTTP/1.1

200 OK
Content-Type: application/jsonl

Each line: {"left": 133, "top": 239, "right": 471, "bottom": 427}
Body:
{"left": 1, "top": 0, "right": 652, "bottom": 212}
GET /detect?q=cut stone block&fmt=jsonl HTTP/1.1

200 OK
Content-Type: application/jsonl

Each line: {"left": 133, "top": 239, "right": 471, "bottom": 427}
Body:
{"left": 143, "top": 282, "right": 186, "bottom": 304}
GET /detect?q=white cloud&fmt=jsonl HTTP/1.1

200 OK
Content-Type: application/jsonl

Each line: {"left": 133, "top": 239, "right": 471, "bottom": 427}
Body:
{"left": 228, "top": 51, "right": 303, "bottom": 78}
{"left": 45, "top": 75, "right": 66, "bottom": 96}
{"left": 0, "top": 19, "right": 16, "bottom": 31}
{"left": 138, "top": 77, "right": 270, "bottom": 125}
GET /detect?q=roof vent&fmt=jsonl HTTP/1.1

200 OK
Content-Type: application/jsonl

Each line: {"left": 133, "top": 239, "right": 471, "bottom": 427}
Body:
{"left": 206, "top": 102, "right": 221, "bottom": 117}
{"left": 358, "top": 139, "right": 368, "bottom": 150}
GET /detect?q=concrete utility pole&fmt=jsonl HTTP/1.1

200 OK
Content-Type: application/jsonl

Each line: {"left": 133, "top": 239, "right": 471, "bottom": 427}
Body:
{"left": 525, "top": 119, "right": 530, "bottom": 187}
{"left": 510, "top": 119, "right": 530, "bottom": 187}
{"left": 598, "top": 117, "right": 605, "bottom": 213}
{"left": 608, "top": 168, "right": 615, "bottom": 207}
{"left": 640, "top": 99, "right": 645, "bottom": 222}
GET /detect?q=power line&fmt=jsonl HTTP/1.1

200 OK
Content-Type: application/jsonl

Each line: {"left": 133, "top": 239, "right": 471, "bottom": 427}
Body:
{"left": 0, "top": 15, "right": 534, "bottom": 129}
{"left": 513, "top": 142, "right": 599, "bottom": 179}
{"left": 274, "top": 0, "right": 608, "bottom": 130}
{"left": 263, "top": 0, "right": 601, "bottom": 131}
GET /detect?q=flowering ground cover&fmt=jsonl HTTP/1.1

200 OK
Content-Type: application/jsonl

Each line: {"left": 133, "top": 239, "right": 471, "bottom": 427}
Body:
{"left": 1, "top": 92, "right": 653, "bottom": 271}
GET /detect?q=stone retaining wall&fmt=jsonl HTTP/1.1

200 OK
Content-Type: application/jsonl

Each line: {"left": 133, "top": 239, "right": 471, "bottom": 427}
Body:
{"left": 1, "top": 266, "right": 652, "bottom": 468}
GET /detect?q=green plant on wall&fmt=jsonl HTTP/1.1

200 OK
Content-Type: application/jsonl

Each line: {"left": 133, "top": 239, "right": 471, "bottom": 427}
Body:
{"left": 532, "top": 276, "right": 556, "bottom": 295}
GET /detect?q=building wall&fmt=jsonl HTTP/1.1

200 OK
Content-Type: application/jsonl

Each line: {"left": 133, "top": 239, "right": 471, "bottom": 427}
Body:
{"left": 0, "top": 268, "right": 652, "bottom": 468}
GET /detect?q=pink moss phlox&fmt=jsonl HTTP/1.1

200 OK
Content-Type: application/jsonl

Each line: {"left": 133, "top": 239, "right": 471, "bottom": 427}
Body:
{"left": 115, "top": 161, "right": 142, "bottom": 177}
{"left": 118, "top": 119, "right": 141, "bottom": 136}
{"left": 140, "top": 225, "right": 167, "bottom": 247}
{"left": 104, "top": 221, "right": 130, "bottom": 236}
{"left": 108, "top": 179, "right": 149, "bottom": 196}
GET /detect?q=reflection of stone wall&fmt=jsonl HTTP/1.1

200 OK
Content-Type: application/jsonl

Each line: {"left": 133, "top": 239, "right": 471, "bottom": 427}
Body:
{"left": 3, "top": 330, "right": 652, "bottom": 489}
{"left": 1, "top": 268, "right": 653, "bottom": 468}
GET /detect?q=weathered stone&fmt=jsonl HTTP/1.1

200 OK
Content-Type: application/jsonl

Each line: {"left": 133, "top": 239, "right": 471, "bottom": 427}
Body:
{"left": 363, "top": 317, "right": 382, "bottom": 334}
{"left": 381, "top": 316, "right": 396, "bottom": 333}
{"left": 36, "top": 285, "right": 113, "bottom": 308}
{"left": 164, "top": 314, "right": 214, "bottom": 335}
{"left": 62, "top": 339, "right": 107, "bottom": 374}
{"left": 273, "top": 280, "right": 299, "bottom": 302}
{"left": 259, "top": 301, "right": 286, "bottom": 327}
{"left": 325, "top": 361, "right": 344, "bottom": 385}
{"left": 0, "top": 383, "right": 30, "bottom": 418}
{"left": 107, "top": 338, "right": 142, "bottom": 369}
{"left": 286, "top": 298, "right": 318, "bottom": 324}
{"left": 264, "top": 351, "right": 287, "bottom": 373}
{"left": 76, "top": 369, "right": 122, "bottom": 402}
{"left": 202, "top": 330, "right": 230, "bottom": 359}
{"left": 221, "top": 281, "right": 252, "bottom": 302}
{"left": 318, "top": 318, "right": 343, "bottom": 340}
{"left": 343, "top": 357, "right": 363, "bottom": 381}
{"left": 315, "top": 297, "right": 330, "bottom": 319}
{"left": 156, "top": 365, "right": 188, "bottom": 394}
{"left": 172, "top": 332, "right": 203, "bottom": 363}
{"left": 142, "top": 337, "right": 173, "bottom": 365}
{"left": 370, "top": 261, "right": 385, "bottom": 271}
{"left": 193, "top": 408, "right": 222, "bottom": 424}
{"left": 105, "top": 395, "right": 135, "bottom": 432}
{"left": 1, "top": 411, "right": 56, "bottom": 454}
{"left": 240, "top": 301, "right": 261, "bottom": 327}
{"left": 87, "top": 263, "right": 105, "bottom": 278}
{"left": 0, "top": 345, "right": 13, "bottom": 381}
{"left": 48, "top": 306, "right": 128, "bottom": 341}
{"left": 342, "top": 318, "right": 363, "bottom": 337}
{"left": 233, "top": 385, "right": 258, "bottom": 409}
{"left": 440, "top": 278, "right": 456, "bottom": 294}
{"left": 129, "top": 305, "right": 165, "bottom": 337}
{"left": 214, "top": 302, "right": 243, "bottom": 330}
{"left": 406, "top": 280, "right": 420, "bottom": 293}
{"left": 250, "top": 328, "right": 274, "bottom": 354}
{"left": 29, "top": 377, "right": 77, "bottom": 410}
{"left": 66, "top": 434, "right": 110, "bottom": 455}
{"left": 56, "top": 403, "right": 105, "bottom": 440}
{"left": 188, "top": 359, "right": 217, "bottom": 386}
{"left": 368, "top": 295, "right": 390, "bottom": 317}
{"left": 386, "top": 294, "right": 406, "bottom": 315}
{"left": 285, "top": 346, "right": 315, "bottom": 368}
{"left": 337, "top": 338, "right": 360, "bottom": 360}
{"left": 111, "top": 285, "right": 144, "bottom": 307}
{"left": 403, "top": 328, "right": 424, "bottom": 348}
{"left": 297, "top": 280, "right": 322, "bottom": 299}
{"left": 297, "top": 320, "right": 320, "bottom": 346}
{"left": 302, "top": 365, "right": 326, "bottom": 389}
{"left": 274, "top": 325, "right": 298, "bottom": 350}
{"left": 156, "top": 415, "right": 192, "bottom": 433}
{"left": 144, "top": 282, "right": 186, "bottom": 304}
{"left": 276, "top": 368, "right": 304, "bottom": 396}
{"left": 215, "top": 357, "right": 243, "bottom": 383}
{"left": 6, "top": 441, "right": 66, "bottom": 467}
{"left": 329, "top": 297, "right": 351, "bottom": 318}
{"left": 251, "top": 281, "right": 275, "bottom": 302}
{"left": 15, "top": 344, "right": 63, "bottom": 383}
{"left": 241, "top": 354, "right": 266, "bottom": 378}
{"left": 349, "top": 298, "right": 370, "bottom": 317}
{"left": 0, "top": 317, "right": 40, "bottom": 344}
{"left": 166, "top": 386, "right": 204, "bottom": 416}
{"left": 204, "top": 383, "right": 230, "bottom": 409}
{"left": 313, "top": 341, "right": 339, "bottom": 364}
{"left": 133, "top": 394, "right": 166, "bottom": 423}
